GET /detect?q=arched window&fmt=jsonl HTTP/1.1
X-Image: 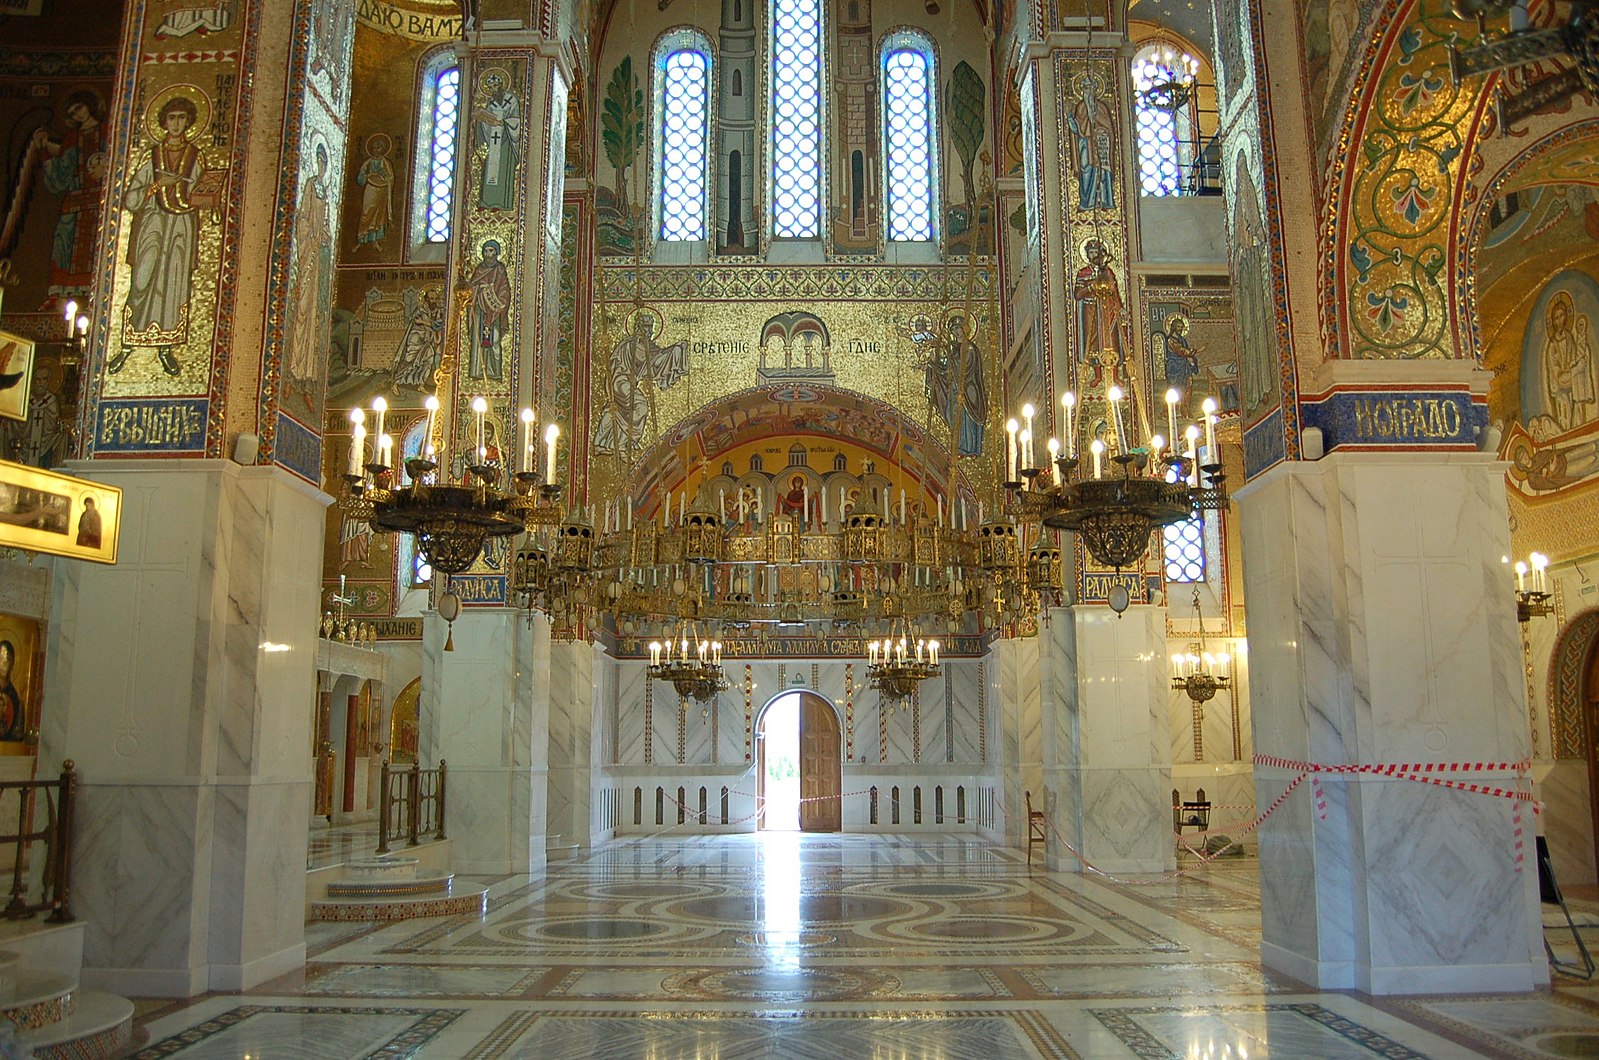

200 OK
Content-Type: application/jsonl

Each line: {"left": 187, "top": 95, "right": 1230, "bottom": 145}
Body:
{"left": 1132, "top": 43, "right": 1201, "bottom": 197}
{"left": 1163, "top": 466, "right": 1205, "bottom": 582}
{"left": 396, "top": 418, "right": 433, "bottom": 592}
{"left": 770, "top": 0, "right": 823, "bottom": 237}
{"left": 412, "top": 54, "right": 462, "bottom": 245}
{"left": 881, "top": 33, "right": 936, "bottom": 241}
{"left": 653, "top": 33, "right": 712, "bottom": 241}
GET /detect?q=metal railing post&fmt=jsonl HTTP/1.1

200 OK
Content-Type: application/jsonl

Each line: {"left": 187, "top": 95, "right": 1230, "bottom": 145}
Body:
{"left": 406, "top": 763, "right": 421, "bottom": 847}
{"left": 435, "top": 760, "right": 447, "bottom": 841}
{"left": 46, "top": 762, "right": 75, "bottom": 923}
{"left": 376, "top": 760, "right": 393, "bottom": 854}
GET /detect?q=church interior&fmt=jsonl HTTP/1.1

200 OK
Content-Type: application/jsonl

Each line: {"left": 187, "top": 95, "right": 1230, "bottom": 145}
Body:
{"left": 1, "top": 0, "right": 1598, "bottom": 1053}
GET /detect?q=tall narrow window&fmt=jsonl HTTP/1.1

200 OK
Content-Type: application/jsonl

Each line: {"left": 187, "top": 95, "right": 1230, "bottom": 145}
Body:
{"left": 770, "top": 0, "right": 823, "bottom": 237}
{"left": 882, "top": 36, "right": 936, "bottom": 241}
{"left": 423, "top": 65, "right": 461, "bottom": 241}
{"left": 1132, "top": 44, "right": 1200, "bottom": 197}
{"left": 1162, "top": 467, "right": 1205, "bottom": 582}
{"left": 655, "top": 41, "right": 711, "bottom": 241}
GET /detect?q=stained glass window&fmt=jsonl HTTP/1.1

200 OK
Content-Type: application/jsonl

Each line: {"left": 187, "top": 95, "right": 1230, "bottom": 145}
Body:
{"left": 882, "top": 40, "right": 935, "bottom": 241}
{"left": 424, "top": 65, "right": 461, "bottom": 241}
{"left": 657, "top": 47, "right": 710, "bottom": 240}
{"left": 1163, "top": 467, "right": 1205, "bottom": 582}
{"left": 770, "top": 0, "right": 823, "bottom": 237}
{"left": 1131, "top": 45, "right": 1198, "bottom": 197}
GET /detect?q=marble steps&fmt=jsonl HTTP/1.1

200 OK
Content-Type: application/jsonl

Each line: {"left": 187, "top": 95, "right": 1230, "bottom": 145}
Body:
{"left": 23, "top": 989, "right": 133, "bottom": 1059}
{"left": 0, "top": 933, "right": 133, "bottom": 1059}
{"left": 547, "top": 834, "right": 579, "bottom": 861}
{"left": 312, "top": 870, "right": 488, "bottom": 921}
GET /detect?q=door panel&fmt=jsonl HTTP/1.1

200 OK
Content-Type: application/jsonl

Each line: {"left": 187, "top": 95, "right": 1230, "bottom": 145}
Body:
{"left": 799, "top": 695, "right": 841, "bottom": 832}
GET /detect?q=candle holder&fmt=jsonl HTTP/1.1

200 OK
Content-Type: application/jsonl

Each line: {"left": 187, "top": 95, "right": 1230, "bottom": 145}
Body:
{"left": 1517, "top": 589, "right": 1553, "bottom": 623}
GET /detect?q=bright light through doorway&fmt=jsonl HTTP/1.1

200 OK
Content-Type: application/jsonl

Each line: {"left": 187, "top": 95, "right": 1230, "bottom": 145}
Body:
{"left": 761, "top": 693, "right": 801, "bottom": 830}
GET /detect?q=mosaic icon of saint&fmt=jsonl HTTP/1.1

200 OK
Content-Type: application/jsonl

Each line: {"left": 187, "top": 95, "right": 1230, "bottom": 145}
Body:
{"left": 114, "top": 93, "right": 209, "bottom": 378}
{"left": 468, "top": 241, "right": 511, "bottom": 380}
{"left": 1544, "top": 292, "right": 1598, "bottom": 432}
{"left": 474, "top": 70, "right": 521, "bottom": 211}
{"left": 593, "top": 311, "right": 688, "bottom": 453}
{"left": 352, "top": 133, "right": 394, "bottom": 248}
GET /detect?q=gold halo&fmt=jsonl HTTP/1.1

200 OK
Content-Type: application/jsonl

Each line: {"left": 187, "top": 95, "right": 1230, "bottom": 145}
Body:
{"left": 623, "top": 304, "right": 666, "bottom": 337}
{"left": 477, "top": 66, "right": 513, "bottom": 92}
{"left": 144, "top": 83, "right": 211, "bottom": 142}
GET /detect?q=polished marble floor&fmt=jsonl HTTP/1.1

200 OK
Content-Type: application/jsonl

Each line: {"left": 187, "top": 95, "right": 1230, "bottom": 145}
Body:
{"left": 131, "top": 833, "right": 1599, "bottom": 1058}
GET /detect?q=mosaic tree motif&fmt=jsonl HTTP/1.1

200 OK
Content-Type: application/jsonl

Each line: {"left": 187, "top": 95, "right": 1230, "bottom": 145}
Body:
{"left": 948, "top": 61, "right": 985, "bottom": 225}
{"left": 600, "top": 56, "right": 645, "bottom": 251}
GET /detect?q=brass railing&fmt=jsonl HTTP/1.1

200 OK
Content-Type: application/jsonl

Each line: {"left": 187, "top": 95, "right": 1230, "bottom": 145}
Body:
{"left": 376, "top": 759, "right": 447, "bottom": 854}
{"left": 1, "top": 761, "right": 77, "bottom": 923}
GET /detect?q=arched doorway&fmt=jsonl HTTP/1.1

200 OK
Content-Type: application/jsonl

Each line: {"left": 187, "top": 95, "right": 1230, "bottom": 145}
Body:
{"left": 1586, "top": 635, "right": 1599, "bottom": 879}
{"left": 756, "top": 691, "right": 841, "bottom": 832}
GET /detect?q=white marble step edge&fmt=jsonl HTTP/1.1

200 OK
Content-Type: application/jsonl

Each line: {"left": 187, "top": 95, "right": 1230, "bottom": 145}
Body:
{"left": 343, "top": 856, "right": 421, "bottom": 880}
{"left": 325, "top": 871, "right": 454, "bottom": 897}
{"left": 0, "top": 970, "right": 76, "bottom": 1024}
{"left": 21, "top": 989, "right": 132, "bottom": 1059}
{"left": 314, "top": 880, "right": 487, "bottom": 907}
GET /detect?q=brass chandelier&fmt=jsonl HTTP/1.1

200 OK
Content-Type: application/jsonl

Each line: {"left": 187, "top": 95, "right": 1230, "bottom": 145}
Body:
{"left": 1003, "top": 386, "right": 1226, "bottom": 573}
{"left": 1170, "top": 587, "right": 1232, "bottom": 704}
{"left": 647, "top": 617, "right": 728, "bottom": 701}
{"left": 866, "top": 616, "right": 941, "bottom": 702}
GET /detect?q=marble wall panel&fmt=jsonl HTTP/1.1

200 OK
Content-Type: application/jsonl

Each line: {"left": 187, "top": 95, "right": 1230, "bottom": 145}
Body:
{"left": 919, "top": 671, "right": 948, "bottom": 763}
{"left": 614, "top": 661, "right": 646, "bottom": 764}
{"left": 947, "top": 660, "right": 983, "bottom": 764}
{"left": 1538, "top": 761, "right": 1595, "bottom": 889}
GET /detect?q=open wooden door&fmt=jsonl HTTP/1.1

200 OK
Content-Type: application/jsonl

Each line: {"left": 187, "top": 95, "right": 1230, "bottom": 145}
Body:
{"left": 798, "top": 693, "right": 841, "bottom": 832}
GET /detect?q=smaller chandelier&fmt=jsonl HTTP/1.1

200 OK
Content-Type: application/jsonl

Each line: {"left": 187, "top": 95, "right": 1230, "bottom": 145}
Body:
{"left": 1171, "top": 587, "right": 1232, "bottom": 704}
{"left": 865, "top": 618, "right": 940, "bottom": 703}
{"left": 648, "top": 619, "right": 728, "bottom": 702}
{"left": 1513, "top": 551, "right": 1552, "bottom": 623}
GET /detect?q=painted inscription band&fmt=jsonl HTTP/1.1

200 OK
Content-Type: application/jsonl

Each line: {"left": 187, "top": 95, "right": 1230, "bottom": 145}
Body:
{"left": 1300, "top": 388, "right": 1487, "bottom": 451}
{"left": 94, "top": 398, "right": 208, "bottom": 453}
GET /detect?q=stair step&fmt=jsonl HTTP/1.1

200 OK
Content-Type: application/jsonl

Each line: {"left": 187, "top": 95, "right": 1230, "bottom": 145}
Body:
{"left": 326, "top": 872, "right": 453, "bottom": 898}
{"left": 0, "top": 971, "right": 75, "bottom": 1028}
{"left": 311, "top": 881, "right": 488, "bottom": 921}
{"left": 23, "top": 989, "right": 132, "bottom": 1060}
{"left": 343, "top": 856, "right": 420, "bottom": 880}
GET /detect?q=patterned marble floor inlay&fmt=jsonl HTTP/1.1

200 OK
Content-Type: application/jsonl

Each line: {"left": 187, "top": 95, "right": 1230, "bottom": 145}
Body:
{"left": 127, "top": 833, "right": 1599, "bottom": 1057}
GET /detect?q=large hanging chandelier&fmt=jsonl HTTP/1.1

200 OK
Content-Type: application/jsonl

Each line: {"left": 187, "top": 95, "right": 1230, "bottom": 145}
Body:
{"left": 647, "top": 617, "right": 728, "bottom": 701}
{"left": 343, "top": 395, "right": 568, "bottom": 577}
{"left": 865, "top": 616, "right": 941, "bottom": 702}
{"left": 1003, "top": 386, "right": 1227, "bottom": 573}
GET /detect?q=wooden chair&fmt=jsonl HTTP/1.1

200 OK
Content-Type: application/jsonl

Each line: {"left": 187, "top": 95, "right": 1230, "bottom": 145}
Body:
{"left": 1025, "top": 790, "right": 1047, "bottom": 866}
{"left": 1172, "top": 787, "right": 1211, "bottom": 834}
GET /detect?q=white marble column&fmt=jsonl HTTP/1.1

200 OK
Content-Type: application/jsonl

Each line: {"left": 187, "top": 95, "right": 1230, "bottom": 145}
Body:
{"left": 1238, "top": 452, "right": 1544, "bottom": 994}
{"left": 1039, "top": 605, "right": 1175, "bottom": 874}
{"left": 546, "top": 640, "right": 597, "bottom": 849}
{"left": 40, "top": 461, "right": 326, "bottom": 996}
{"left": 990, "top": 637, "right": 1040, "bottom": 846}
{"left": 423, "top": 606, "right": 550, "bottom": 875}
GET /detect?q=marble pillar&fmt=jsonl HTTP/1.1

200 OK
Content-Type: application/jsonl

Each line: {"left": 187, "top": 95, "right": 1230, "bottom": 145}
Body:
{"left": 990, "top": 637, "right": 1040, "bottom": 846}
{"left": 423, "top": 607, "right": 550, "bottom": 875}
{"left": 41, "top": 461, "right": 327, "bottom": 996}
{"left": 1238, "top": 452, "right": 1544, "bottom": 994}
{"left": 546, "top": 640, "right": 597, "bottom": 849}
{"left": 1039, "top": 605, "right": 1175, "bottom": 874}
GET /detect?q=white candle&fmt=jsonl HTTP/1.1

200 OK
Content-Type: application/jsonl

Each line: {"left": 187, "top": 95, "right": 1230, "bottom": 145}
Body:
{"left": 1515, "top": 561, "right": 1526, "bottom": 592}
{"left": 372, "top": 396, "right": 387, "bottom": 456}
{"left": 1047, "top": 437, "right": 1061, "bottom": 484}
{"left": 928, "top": 640, "right": 939, "bottom": 666}
{"left": 1107, "top": 385, "right": 1127, "bottom": 454}
{"left": 1090, "top": 438, "right": 1105, "bottom": 479}
{"left": 347, "top": 425, "right": 365, "bottom": 476}
{"left": 422, "top": 396, "right": 439, "bottom": 463}
{"left": 1022, "top": 402, "right": 1036, "bottom": 467}
{"left": 739, "top": 491, "right": 746, "bottom": 522}
{"left": 520, "top": 408, "right": 535, "bottom": 473}
{"left": 378, "top": 433, "right": 393, "bottom": 469}
{"left": 882, "top": 489, "right": 889, "bottom": 519}
{"left": 1202, "top": 397, "right": 1218, "bottom": 459}
{"left": 469, "top": 396, "right": 486, "bottom": 462}
{"left": 1149, "top": 435, "right": 1165, "bottom": 477}
{"left": 1185, "top": 425, "right": 1201, "bottom": 487}
{"left": 821, "top": 488, "right": 828, "bottom": 525}
{"left": 1018, "top": 430, "right": 1031, "bottom": 481}
{"left": 936, "top": 495, "right": 943, "bottom": 526}
{"left": 899, "top": 489, "right": 905, "bottom": 523}
{"left": 960, "top": 497, "right": 967, "bottom": 529}
{"left": 1165, "top": 388, "right": 1180, "bottom": 445}
{"left": 544, "top": 422, "right": 559, "bottom": 482}
{"left": 978, "top": 501, "right": 985, "bottom": 524}
{"left": 664, "top": 491, "right": 672, "bottom": 529}
{"left": 679, "top": 492, "right": 686, "bottom": 524}
{"left": 1063, "top": 392, "right": 1077, "bottom": 457}
{"left": 803, "top": 484, "right": 810, "bottom": 525}
{"left": 649, "top": 641, "right": 661, "bottom": 666}
{"left": 1005, "top": 418, "right": 1019, "bottom": 481}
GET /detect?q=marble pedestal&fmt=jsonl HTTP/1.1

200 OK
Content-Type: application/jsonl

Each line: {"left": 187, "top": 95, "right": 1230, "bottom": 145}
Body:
{"left": 40, "top": 461, "right": 326, "bottom": 996}
{"left": 1039, "top": 605, "right": 1175, "bottom": 875}
{"left": 422, "top": 607, "right": 549, "bottom": 875}
{"left": 1238, "top": 453, "right": 1544, "bottom": 994}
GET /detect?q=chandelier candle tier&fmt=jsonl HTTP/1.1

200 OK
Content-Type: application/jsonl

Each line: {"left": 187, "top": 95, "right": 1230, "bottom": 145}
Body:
{"left": 1003, "top": 387, "right": 1227, "bottom": 571}
{"left": 648, "top": 617, "right": 728, "bottom": 701}
{"left": 865, "top": 617, "right": 940, "bottom": 702}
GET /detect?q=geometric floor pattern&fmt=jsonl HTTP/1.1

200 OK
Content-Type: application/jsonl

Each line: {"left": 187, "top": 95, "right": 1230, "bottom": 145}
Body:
{"left": 131, "top": 833, "right": 1599, "bottom": 1057}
